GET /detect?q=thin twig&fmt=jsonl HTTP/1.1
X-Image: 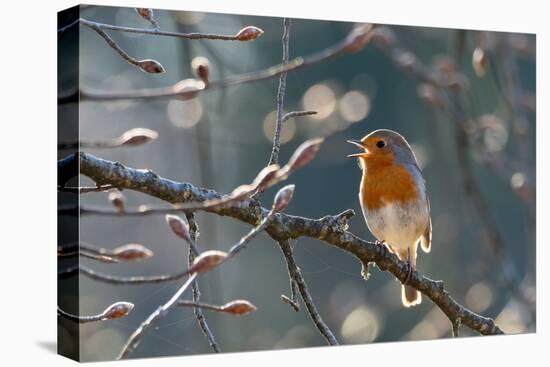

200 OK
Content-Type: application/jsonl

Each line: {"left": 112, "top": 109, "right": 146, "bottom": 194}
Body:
{"left": 80, "top": 251, "right": 119, "bottom": 263}
{"left": 58, "top": 242, "right": 153, "bottom": 262}
{"left": 78, "top": 264, "right": 190, "bottom": 284}
{"left": 278, "top": 240, "right": 339, "bottom": 345}
{"left": 58, "top": 140, "right": 116, "bottom": 150}
{"left": 281, "top": 279, "right": 300, "bottom": 312}
{"left": 58, "top": 249, "right": 118, "bottom": 263}
{"left": 185, "top": 213, "right": 221, "bottom": 353}
{"left": 58, "top": 302, "right": 133, "bottom": 323}
{"left": 62, "top": 25, "right": 375, "bottom": 102}
{"left": 59, "top": 128, "right": 159, "bottom": 151}
{"left": 227, "top": 210, "right": 277, "bottom": 258}
{"left": 80, "top": 19, "right": 142, "bottom": 68}
{"left": 268, "top": 18, "right": 292, "bottom": 166}
{"left": 177, "top": 300, "right": 257, "bottom": 315}
{"left": 57, "top": 307, "right": 105, "bottom": 323}
{"left": 282, "top": 110, "right": 317, "bottom": 122}
{"left": 57, "top": 18, "right": 80, "bottom": 39}
{"left": 118, "top": 273, "right": 197, "bottom": 359}
{"left": 62, "top": 18, "right": 263, "bottom": 41}
{"left": 177, "top": 300, "right": 226, "bottom": 312}
{"left": 58, "top": 185, "right": 116, "bottom": 193}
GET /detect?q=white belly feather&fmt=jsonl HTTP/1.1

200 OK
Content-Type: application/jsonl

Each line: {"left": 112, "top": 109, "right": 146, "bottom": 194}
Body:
{"left": 361, "top": 199, "right": 429, "bottom": 253}
{"left": 363, "top": 204, "right": 428, "bottom": 251}
{"left": 358, "top": 161, "right": 430, "bottom": 254}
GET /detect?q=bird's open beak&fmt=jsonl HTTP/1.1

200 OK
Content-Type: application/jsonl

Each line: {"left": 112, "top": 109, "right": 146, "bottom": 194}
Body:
{"left": 347, "top": 139, "right": 368, "bottom": 158}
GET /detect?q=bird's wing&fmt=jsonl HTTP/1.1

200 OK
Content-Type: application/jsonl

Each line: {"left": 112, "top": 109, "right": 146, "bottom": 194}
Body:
{"left": 409, "top": 162, "right": 432, "bottom": 253}
{"left": 420, "top": 196, "right": 432, "bottom": 253}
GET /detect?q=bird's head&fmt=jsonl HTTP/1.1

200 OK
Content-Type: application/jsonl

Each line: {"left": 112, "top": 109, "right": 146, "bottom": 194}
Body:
{"left": 347, "top": 129, "right": 417, "bottom": 167}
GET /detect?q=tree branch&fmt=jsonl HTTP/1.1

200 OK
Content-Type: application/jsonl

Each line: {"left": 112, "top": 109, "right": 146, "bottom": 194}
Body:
{"left": 60, "top": 18, "right": 264, "bottom": 74}
{"left": 74, "top": 152, "right": 504, "bottom": 336}
{"left": 268, "top": 18, "right": 292, "bottom": 166}
{"left": 185, "top": 213, "right": 221, "bottom": 353}
{"left": 58, "top": 302, "right": 134, "bottom": 323}
{"left": 278, "top": 239, "right": 339, "bottom": 345}
{"left": 118, "top": 273, "right": 198, "bottom": 359}
{"left": 62, "top": 24, "right": 375, "bottom": 103}
{"left": 61, "top": 18, "right": 264, "bottom": 41}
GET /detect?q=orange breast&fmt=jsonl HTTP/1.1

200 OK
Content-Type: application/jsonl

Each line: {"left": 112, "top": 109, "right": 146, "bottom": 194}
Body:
{"left": 360, "top": 155, "right": 418, "bottom": 211}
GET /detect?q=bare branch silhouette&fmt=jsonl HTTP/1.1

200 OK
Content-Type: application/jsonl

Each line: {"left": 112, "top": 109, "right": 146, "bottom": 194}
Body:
{"left": 60, "top": 24, "right": 376, "bottom": 103}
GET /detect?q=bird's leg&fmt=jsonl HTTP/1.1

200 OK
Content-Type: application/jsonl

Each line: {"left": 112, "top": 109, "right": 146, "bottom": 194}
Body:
{"left": 375, "top": 240, "right": 392, "bottom": 255}
{"left": 402, "top": 248, "right": 413, "bottom": 285}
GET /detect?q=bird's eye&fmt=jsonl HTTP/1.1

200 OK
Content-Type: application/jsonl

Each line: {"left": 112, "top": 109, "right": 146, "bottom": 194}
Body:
{"left": 376, "top": 140, "right": 386, "bottom": 148}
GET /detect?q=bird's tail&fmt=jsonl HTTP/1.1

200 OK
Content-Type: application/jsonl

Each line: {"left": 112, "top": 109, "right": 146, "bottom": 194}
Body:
{"left": 402, "top": 285, "right": 421, "bottom": 307}
{"left": 399, "top": 247, "right": 422, "bottom": 307}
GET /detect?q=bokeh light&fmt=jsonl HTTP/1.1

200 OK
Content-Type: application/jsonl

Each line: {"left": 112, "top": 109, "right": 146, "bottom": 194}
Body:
{"left": 338, "top": 90, "right": 371, "bottom": 123}
{"left": 302, "top": 83, "right": 337, "bottom": 120}
{"left": 465, "top": 281, "right": 494, "bottom": 313}
{"left": 340, "top": 306, "right": 380, "bottom": 343}
{"left": 262, "top": 110, "right": 297, "bottom": 144}
{"left": 481, "top": 115, "right": 508, "bottom": 152}
{"left": 511, "top": 172, "right": 526, "bottom": 190}
{"left": 167, "top": 99, "right": 204, "bottom": 128}
{"left": 496, "top": 301, "right": 527, "bottom": 334}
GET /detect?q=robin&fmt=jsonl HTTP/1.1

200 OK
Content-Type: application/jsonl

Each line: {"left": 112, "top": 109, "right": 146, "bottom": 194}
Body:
{"left": 347, "top": 129, "right": 432, "bottom": 307}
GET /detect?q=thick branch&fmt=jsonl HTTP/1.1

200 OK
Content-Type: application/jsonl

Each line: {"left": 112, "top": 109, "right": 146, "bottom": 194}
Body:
{"left": 75, "top": 152, "right": 504, "bottom": 336}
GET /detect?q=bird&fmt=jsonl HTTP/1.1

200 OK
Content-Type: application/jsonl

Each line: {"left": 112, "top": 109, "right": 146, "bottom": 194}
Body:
{"left": 347, "top": 129, "right": 432, "bottom": 307}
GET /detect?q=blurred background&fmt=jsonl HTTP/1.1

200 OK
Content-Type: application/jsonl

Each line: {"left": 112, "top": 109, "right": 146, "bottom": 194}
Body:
{"left": 58, "top": 5, "right": 536, "bottom": 361}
